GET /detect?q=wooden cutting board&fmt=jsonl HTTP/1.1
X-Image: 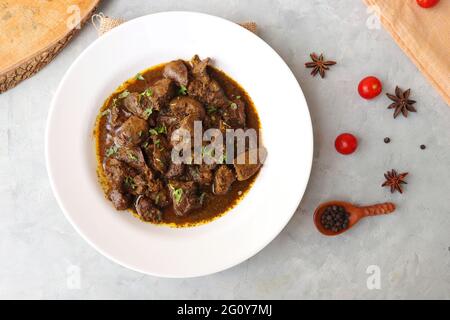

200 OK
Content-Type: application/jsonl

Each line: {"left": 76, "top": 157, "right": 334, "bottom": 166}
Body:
{"left": 0, "top": 0, "right": 100, "bottom": 93}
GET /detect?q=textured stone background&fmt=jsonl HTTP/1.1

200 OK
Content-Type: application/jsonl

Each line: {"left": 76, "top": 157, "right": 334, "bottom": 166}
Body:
{"left": 0, "top": 0, "right": 449, "bottom": 299}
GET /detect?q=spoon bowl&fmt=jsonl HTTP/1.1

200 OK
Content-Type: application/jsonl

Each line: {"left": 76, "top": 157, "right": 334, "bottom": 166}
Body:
{"left": 314, "top": 201, "right": 396, "bottom": 236}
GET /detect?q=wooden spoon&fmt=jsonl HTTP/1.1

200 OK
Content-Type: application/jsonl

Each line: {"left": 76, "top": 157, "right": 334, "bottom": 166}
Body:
{"left": 313, "top": 201, "right": 396, "bottom": 236}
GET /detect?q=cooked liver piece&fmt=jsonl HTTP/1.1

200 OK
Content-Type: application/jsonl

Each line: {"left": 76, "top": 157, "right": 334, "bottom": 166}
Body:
{"left": 165, "top": 163, "right": 185, "bottom": 179}
{"left": 147, "top": 135, "right": 171, "bottom": 174}
{"left": 135, "top": 196, "right": 162, "bottom": 222}
{"left": 222, "top": 98, "right": 246, "bottom": 128}
{"left": 168, "top": 180, "right": 201, "bottom": 216}
{"left": 115, "top": 115, "right": 148, "bottom": 147}
{"left": 169, "top": 96, "right": 205, "bottom": 119}
{"left": 104, "top": 158, "right": 134, "bottom": 210}
{"left": 188, "top": 165, "right": 214, "bottom": 186}
{"left": 213, "top": 165, "right": 236, "bottom": 195}
{"left": 109, "top": 189, "right": 131, "bottom": 210}
{"left": 233, "top": 148, "right": 266, "bottom": 181}
{"left": 148, "top": 79, "right": 176, "bottom": 110}
{"left": 187, "top": 55, "right": 230, "bottom": 109}
{"left": 114, "top": 145, "right": 148, "bottom": 173}
{"left": 123, "top": 92, "right": 152, "bottom": 120}
{"left": 167, "top": 96, "right": 206, "bottom": 140}
{"left": 163, "top": 60, "right": 189, "bottom": 87}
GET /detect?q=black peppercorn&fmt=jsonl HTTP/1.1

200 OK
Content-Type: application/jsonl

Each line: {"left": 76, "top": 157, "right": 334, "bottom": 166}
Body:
{"left": 320, "top": 205, "right": 350, "bottom": 232}
{"left": 384, "top": 137, "right": 391, "bottom": 144}
{"left": 420, "top": 144, "right": 426, "bottom": 150}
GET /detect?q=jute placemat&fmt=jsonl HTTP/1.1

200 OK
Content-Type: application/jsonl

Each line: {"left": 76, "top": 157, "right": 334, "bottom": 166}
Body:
{"left": 91, "top": 13, "right": 257, "bottom": 36}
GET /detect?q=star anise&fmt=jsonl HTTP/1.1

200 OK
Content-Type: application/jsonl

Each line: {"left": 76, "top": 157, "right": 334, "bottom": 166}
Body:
{"left": 382, "top": 169, "right": 408, "bottom": 194}
{"left": 305, "top": 53, "right": 336, "bottom": 78}
{"left": 386, "top": 86, "right": 417, "bottom": 118}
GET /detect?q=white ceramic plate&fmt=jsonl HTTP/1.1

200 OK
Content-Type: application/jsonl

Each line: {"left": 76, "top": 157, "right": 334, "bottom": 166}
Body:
{"left": 46, "top": 12, "right": 313, "bottom": 278}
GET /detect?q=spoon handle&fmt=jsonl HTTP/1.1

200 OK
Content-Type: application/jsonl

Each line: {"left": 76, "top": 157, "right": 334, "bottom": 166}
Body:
{"left": 360, "top": 202, "right": 396, "bottom": 216}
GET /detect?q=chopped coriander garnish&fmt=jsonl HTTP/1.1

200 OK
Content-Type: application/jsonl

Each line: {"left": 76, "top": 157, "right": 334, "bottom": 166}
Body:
{"left": 143, "top": 107, "right": 153, "bottom": 118}
{"left": 127, "top": 152, "right": 138, "bottom": 161}
{"left": 149, "top": 124, "right": 166, "bottom": 136}
{"left": 135, "top": 73, "right": 145, "bottom": 81}
{"left": 236, "top": 95, "right": 241, "bottom": 99}
{"left": 142, "top": 141, "right": 149, "bottom": 148}
{"left": 155, "top": 194, "right": 160, "bottom": 205}
{"left": 220, "top": 153, "right": 227, "bottom": 164}
{"left": 154, "top": 139, "right": 164, "bottom": 150}
{"left": 178, "top": 85, "right": 188, "bottom": 95}
{"left": 172, "top": 188, "right": 183, "bottom": 204}
{"left": 124, "top": 176, "right": 136, "bottom": 190}
{"left": 112, "top": 98, "right": 118, "bottom": 107}
{"left": 149, "top": 129, "right": 158, "bottom": 136}
{"left": 207, "top": 105, "right": 217, "bottom": 114}
{"left": 105, "top": 145, "right": 119, "bottom": 157}
{"left": 230, "top": 102, "right": 238, "bottom": 110}
{"left": 138, "top": 131, "right": 143, "bottom": 137}
{"left": 118, "top": 90, "right": 130, "bottom": 99}
{"left": 141, "top": 88, "right": 153, "bottom": 97}
{"left": 101, "top": 109, "right": 111, "bottom": 117}
{"left": 155, "top": 124, "right": 167, "bottom": 134}
{"left": 202, "top": 146, "right": 215, "bottom": 157}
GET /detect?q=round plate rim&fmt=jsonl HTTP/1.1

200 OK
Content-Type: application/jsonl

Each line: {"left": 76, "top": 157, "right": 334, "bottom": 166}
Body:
{"left": 45, "top": 11, "right": 313, "bottom": 278}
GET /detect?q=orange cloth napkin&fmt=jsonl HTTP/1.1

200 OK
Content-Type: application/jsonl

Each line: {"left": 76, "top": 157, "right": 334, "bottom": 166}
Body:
{"left": 363, "top": 0, "right": 450, "bottom": 106}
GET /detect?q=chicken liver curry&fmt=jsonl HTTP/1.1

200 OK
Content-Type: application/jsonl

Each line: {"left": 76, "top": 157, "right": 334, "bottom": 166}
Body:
{"left": 94, "top": 55, "right": 265, "bottom": 226}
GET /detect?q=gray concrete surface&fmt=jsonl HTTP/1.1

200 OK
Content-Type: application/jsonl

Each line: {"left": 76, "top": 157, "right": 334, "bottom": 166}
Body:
{"left": 1, "top": 0, "right": 449, "bottom": 299}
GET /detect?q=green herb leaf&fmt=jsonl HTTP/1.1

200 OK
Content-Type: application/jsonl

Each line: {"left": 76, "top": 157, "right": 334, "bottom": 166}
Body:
{"left": 142, "top": 141, "right": 149, "bottom": 148}
{"left": 230, "top": 102, "right": 238, "bottom": 110}
{"left": 101, "top": 109, "right": 111, "bottom": 117}
{"left": 236, "top": 95, "right": 241, "bottom": 99}
{"left": 143, "top": 107, "right": 153, "bottom": 118}
{"left": 178, "top": 85, "right": 188, "bottom": 96}
{"left": 118, "top": 90, "right": 130, "bottom": 99}
{"left": 207, "top": 105, "right": 217, "bottom": 114}
{"left": 155, "top": 124, "right": 167, "bottom": 134}
{"left": 220, "top": 153, "right": 227, "bottom": 164}
{"left": 127, "top": 151, "right": 138, "bottom": 161}
{"left": 135, "top": 73, "right": 145, "bottom": 81}
{"left": 105, "top": 145, "right": 119, "bottom": 157}
{"left": 155, "top": 194, "right": 160, "bottom": 205}
{"left": 149, "top": 125, "right": 167, "bottom": 136}
{"left": 142, "top": 88, "right": 153, "bottom": 97}
{"left": 153, "top": 137, "right": 164, "bottom": 150}
{"left": 202, "top": 146, "right": 214, "bottom": 157}
{"left": 149, "top": 129, "right": 158, "bottom": 136}
{"left": 172, "top": 188, "right": 183, "bottom": 204}
{"left": 124, "top": 176, "right": 136, "bottom": 189}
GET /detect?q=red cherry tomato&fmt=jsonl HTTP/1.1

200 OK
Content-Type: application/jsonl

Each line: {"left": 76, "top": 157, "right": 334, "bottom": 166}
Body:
{"left": 358, "top": 76, "right": 383, "bottom": 99}
{"left": 417, "top": 0, "right": 440, "bottom": 8}
{"left": 335, "top": 133, "right": 358, "bottom": 155}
